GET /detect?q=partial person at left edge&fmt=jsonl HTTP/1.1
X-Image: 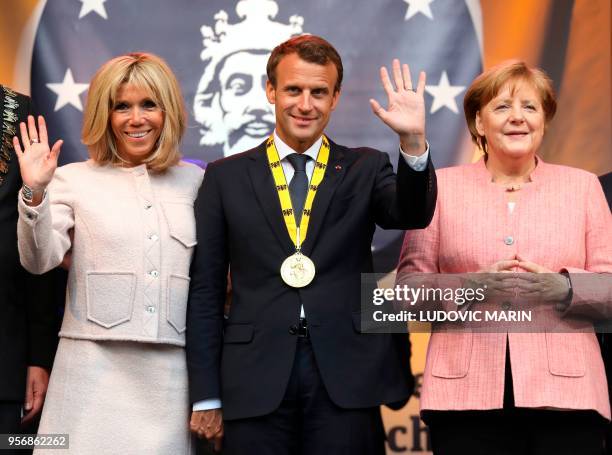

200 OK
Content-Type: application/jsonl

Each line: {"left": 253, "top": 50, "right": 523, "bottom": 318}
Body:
{"left": 0, "top": 85, "right": 58, "bottom": 454}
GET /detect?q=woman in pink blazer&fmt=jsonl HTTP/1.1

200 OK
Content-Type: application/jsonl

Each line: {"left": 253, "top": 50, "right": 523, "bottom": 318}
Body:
{"left": 397, "top": 61, "right": 612, "bottom": 454}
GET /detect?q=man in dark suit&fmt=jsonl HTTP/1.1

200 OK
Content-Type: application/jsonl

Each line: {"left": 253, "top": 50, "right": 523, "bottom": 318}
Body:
{"left": 0, "top": 86, "right": 57, "bottom": 447}
{"left": 599, "top": 171, "right": 612, "bottom": 454}
{"left": 601, "top": 172, "right": 612, "bottom": 207}
{"left": 187, "top": 35, "right": 436, "bottom": 454}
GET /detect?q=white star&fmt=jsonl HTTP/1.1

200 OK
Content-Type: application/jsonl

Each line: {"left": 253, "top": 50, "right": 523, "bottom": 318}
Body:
{"left": 403, "top": 0, "right": 435, "bottom": 21}
{"left": 78, "top": 0, "right": 108, "bottom": 19}
{"left": 425, "top": 71, "right": 465, "bottom": 114}
{"left": 46, "top": 69, "right": 89, "bottom": 112}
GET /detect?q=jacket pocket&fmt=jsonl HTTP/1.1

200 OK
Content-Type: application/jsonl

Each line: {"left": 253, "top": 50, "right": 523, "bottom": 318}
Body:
{"left": 86, "top": 272, "right": 135, "bottom": 328}
{"left": 430, "top": 332, "right": 472, "bottom": 378}
{"left": 545, "top": 332, "right": 586, "bottom": 377}
{"left": 167, "top": 274, "right": 189, "bottom": 333}
{"left": 162, "top": 200, "right": 197, "bottom": 248}
{"left": 224, "top": 324, "right": 254, "bottom": 344}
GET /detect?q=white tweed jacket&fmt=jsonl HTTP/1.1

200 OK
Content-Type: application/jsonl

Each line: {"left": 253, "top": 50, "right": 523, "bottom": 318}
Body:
{"left": 18, "top": 160, "right": 204, "bottom": 346}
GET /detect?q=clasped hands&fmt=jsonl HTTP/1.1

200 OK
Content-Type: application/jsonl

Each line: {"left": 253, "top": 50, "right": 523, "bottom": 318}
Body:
{"left": 472, "top": 256, "right": 571, "bottom": 304}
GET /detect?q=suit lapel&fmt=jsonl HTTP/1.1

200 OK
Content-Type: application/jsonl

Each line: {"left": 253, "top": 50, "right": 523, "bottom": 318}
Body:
{"left": 247, "top": 144, "right": 294, "bottom": 256}
{"left": 301, "top": 140, "right": 352, "bottom": 256}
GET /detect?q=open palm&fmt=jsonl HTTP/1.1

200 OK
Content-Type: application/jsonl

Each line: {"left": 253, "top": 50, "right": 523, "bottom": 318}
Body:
{"left": 13, "top": 115, "right": 63, "bottom": 190}
{"left": 370, "top": 59, "right": 426, "bottom": 141}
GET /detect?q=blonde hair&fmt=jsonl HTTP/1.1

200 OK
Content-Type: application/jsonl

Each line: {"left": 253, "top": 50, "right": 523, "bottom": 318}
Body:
{"left": 82, "top": 52, "right": 186, "bottom": 172}
{"left": 463, "top": 60, "right": 557, "bottom": 153}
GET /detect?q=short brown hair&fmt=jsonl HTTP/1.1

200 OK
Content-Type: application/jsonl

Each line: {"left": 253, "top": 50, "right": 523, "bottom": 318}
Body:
{"left": 266, "top": 35, "right": 343, "bottom": 93}
{"left": 82, "top": 52, "right": 186, "bottom": 172}
{"left": 464, "top": 60, "right": 557, "bottom": 153}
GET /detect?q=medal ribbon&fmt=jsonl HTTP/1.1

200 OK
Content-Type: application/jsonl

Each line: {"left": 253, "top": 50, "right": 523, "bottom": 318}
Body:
{"left": 266, "top": 135, "right": 330, "bottom": 248}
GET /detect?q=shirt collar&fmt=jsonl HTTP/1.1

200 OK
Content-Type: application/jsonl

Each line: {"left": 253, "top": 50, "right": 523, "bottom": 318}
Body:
{"left": 273, "top": 130, "right": 323, "bottom": 162}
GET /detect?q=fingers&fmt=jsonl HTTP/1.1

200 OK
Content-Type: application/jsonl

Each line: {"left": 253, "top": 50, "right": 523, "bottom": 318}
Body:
{"left": 21, "top": 409, "right": 35, "bottom": 425}
{"left": 516, "top": 255, "right": 549, "bottom": 273}
{"left": 24, "top": 383, "right": 33, "bottom": 413}
{"left": 401, "top": 62, "right": 413, "bottom": 91}
{"left": 19, "top": 121, "right": 30, "bottom": 149}
{"left": 38, "top": 115, "right": 48, "bottom": 144}
{"left": 12, "top": 136, "right": 23, "bottom": 156}
{"left": 27, "top": 115, "right": 39, "bottom": 142}
{"left": 213, "top": 432, "right": 223, "bottom": 452}
{"left": 517, "top": 260, "right": 539, "bottom": 273}
{"left": 51, "top": 139, "right": 63, "bottom": 160}
{"left": 513, "top": 273, "right": 540, "bottom": 284}
{"left": 492, "top": 259, "right": 519, "bottom": 272}
{"left": 384, "top": 59, "right": 424, "bottom": 92}
{"left": 512, "top": 279, "right": 540, "bottom": 292}
{"left": 392, "top": 59, "right": 404, "bottom": 91}
{"left": 369, "top": 99, "right": 385, "bottom": 118}
{"left": 387, "top": 60, "right": 414, "bottom": 92}
{"left": 488, "top": 275, "right": 518, "bottom": 288}
{"left": 30, "top": 390, "right": 44, "bottom": 418}
{"left": 190, "top": 411, "right": 204, "bottom": 435}
{"left": 190, "top": 410, "right": 223, "bottom": 441}
{"left": 379, "top": 66, "right": 394, "bottom": 95}
{"left": 21, "top": 382, "right": 34, "bottom": 424}
{"left": 416, "top": 71, "right": 426, "bottom": 97}
{"left": 203, "top": 412, "right": 222, "bottom": 439}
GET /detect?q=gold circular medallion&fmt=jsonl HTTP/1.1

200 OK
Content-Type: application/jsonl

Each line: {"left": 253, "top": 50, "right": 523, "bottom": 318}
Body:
{"left": 280, "top": 252, "right": 316, "bottom": 288}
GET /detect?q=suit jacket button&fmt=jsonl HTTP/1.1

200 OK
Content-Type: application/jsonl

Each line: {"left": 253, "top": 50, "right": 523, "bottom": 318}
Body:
{"left": 289, "top": 325, "right": 298, "bottom": 335}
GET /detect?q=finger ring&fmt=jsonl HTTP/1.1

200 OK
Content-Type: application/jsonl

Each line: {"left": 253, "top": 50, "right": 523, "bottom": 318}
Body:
{"left": 30, "top": 138, "right": 39, "bottom": 144}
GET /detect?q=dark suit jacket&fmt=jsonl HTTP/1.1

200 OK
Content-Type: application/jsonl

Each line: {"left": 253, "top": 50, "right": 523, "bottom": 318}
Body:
{"left": 187, "top": 138, "right": 436, "bottom": 420}
{"left": 0, "top": 86, "right": 57, "bottom": 401}
{"left": 598, "top": 172, "right": 612, "bottom": 427}
{"left": 601, "top": 172, "right": 612, "bottom": 208}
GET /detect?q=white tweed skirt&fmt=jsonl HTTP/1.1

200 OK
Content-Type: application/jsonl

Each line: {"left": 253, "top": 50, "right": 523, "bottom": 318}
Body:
{"left": 34, "top": 338, "right": 194, "bottom": 455}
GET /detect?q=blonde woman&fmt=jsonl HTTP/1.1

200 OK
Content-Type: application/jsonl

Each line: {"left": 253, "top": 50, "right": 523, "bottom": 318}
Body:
{"left": 15, "top": 53, "right": 203, "bottom": 454}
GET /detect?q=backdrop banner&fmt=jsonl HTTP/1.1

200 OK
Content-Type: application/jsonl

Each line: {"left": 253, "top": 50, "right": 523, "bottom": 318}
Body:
{"left": 30, "top": 0, "right": 482, "bottom": 279}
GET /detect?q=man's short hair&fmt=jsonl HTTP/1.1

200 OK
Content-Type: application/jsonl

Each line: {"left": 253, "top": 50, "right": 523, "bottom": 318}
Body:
{"left": 266, "top": 35, "right": 343, "bottom": 93}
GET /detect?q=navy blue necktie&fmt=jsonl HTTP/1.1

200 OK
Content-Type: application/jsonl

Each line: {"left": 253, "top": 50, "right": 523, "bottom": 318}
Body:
{"left": 286, "top": 153, "right": 310, "bottom": 224}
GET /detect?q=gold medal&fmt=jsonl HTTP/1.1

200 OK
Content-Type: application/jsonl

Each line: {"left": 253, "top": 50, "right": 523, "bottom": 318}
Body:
{"left": 267, "top": 135, "right": 330, "bottom": 288}
{"left": 280, "top": 252, "right": 316, "bottom": 288}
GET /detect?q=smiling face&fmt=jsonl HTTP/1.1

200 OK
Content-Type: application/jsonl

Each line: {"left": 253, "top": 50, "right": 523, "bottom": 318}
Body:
{"left": 110, "top": 83, "right": 164, "bottom": 166}
{"left": 266, "top": 53, "right": 340, "bottom": 153}
{"left": 475, "top": 81, "right": 546, "bottom": 161}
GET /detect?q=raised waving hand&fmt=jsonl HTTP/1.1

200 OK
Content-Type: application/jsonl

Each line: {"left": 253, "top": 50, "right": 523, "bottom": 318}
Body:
{"left": 370, "top": 59, "right": 427, "bottom": 155}
{"left": 13, "top": 115, "right": 63, "bottom": 205}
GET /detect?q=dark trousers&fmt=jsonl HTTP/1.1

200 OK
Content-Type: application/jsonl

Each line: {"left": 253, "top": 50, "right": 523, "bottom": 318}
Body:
{"left": 423, "top": 346, "right": 607, "bottom": 455}
{"left": 598, "top": 332, "right": 612, "bottom": 454}
{"left": 0, "top": 402, "right": 21, "bottom": 434}
{"left": 223, "top": 337, "right": 385, "bottom": 455}
{"left": 0, "top": 402, "right": 26, "bottom": 455}
{"left": 424, "top": 408, "right": 606, "bottom": 455}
